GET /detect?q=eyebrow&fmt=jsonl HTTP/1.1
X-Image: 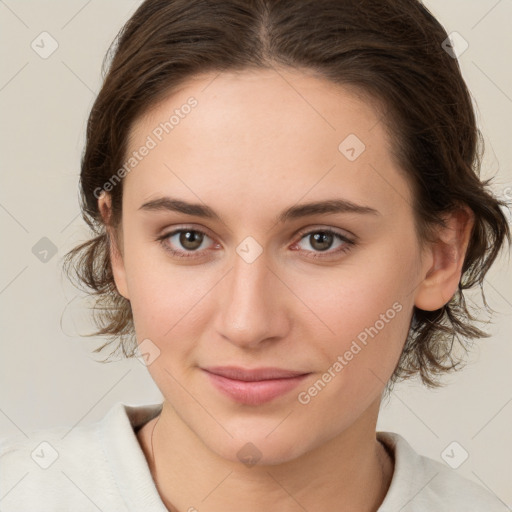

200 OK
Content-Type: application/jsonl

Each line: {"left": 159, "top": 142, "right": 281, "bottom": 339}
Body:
{"left": 138, "top": 196, "right": 380, "bottom": 223}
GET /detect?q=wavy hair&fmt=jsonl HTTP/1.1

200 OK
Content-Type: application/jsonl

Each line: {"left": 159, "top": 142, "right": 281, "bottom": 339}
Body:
{"left": 63, "top": 0, "right": 511, "bottom": 392}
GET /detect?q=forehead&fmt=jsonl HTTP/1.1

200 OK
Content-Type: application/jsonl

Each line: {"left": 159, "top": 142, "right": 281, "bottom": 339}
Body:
{"left": 123, "top": 68, "right": 413, "bottom": 219}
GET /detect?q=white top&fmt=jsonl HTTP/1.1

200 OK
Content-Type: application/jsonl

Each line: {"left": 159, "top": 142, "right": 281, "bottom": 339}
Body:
{"left": 0, "top": 402, "right": 506, "bottom": 511}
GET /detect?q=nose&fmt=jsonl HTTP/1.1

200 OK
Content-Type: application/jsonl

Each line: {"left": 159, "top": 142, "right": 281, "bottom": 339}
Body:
{"left": 214, "top": 249, "right": 290, "bottom": 349}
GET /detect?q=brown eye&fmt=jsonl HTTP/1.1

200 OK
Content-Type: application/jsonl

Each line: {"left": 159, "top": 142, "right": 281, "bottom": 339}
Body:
{"left": 157, "top": 227, "right": 216, "bottom": 259}
{"left": 178, "top": 230, "right": 204, "bottom": 251}
{"left": 294, "top": 228, "right": 355, "bottom": 260}
{"left": 309, "top": 232, "right": 334, "bottom": 251}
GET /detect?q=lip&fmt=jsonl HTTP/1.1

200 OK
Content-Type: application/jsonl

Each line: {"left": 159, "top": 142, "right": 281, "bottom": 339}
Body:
{"left": 203, "top": 366, "right": 309, "bottom": 381}
{"left": 202, "top": 366, "right": 311, "bottom": 405}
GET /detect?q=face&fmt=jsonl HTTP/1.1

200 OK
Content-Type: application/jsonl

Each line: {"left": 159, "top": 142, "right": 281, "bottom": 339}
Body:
{"left": 101, "top": 68, "right": 453, "bottom": 465}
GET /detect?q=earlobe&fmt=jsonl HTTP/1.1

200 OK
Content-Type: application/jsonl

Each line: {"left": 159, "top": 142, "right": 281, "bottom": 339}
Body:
{"left": 414, "top": 206, "right": 475, "bottom": 312}
{"left": 98, "top": 192, "right": 130, "bottom": 300}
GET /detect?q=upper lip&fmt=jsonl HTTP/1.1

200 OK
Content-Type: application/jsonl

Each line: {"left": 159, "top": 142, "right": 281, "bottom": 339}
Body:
{"left": 203, "top": 366, "right": 309, "bottom": 381}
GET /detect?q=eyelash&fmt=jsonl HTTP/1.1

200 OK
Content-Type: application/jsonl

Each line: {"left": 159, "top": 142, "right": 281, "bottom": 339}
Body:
{"left": 155, "top": 226, "right": 356, "bottom": 261}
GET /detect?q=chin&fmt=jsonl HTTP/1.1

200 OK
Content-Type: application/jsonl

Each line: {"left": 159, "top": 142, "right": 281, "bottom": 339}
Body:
{"left": 222, "top": 439, "right": 306, "bottom": 468}
{"left": 196, "top": 420, "right": 318, "bottom": 468}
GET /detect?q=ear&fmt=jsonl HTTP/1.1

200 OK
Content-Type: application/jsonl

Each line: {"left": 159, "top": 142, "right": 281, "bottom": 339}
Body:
{"left": 414, "top": 205, "right": 475, "bottom": 311}
{"left": 98, "top": 192, "right": 130, "bottom": 300}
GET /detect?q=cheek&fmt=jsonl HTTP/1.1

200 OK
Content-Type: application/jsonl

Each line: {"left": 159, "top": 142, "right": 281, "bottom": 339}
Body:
{"left": 292, "top": 264, "right": 412, "bottom": 434}
{"left": 297, "top": 251, "right": 415, "bottom": 380}
{"left": 123, "top": 239, "right": 218, "bottom": 352}
{"left": 125, "top": 226, "right": 416, "bottom": 367}
{"left": 302, "top": 256, "right": 409, "bottom": 334}
{"left": 128, "top": 267, "right": 210, "bottom": 336}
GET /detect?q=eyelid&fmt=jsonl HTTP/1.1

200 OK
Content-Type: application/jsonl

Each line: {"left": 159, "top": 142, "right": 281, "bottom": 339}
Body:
{"left": 294, "top": 224, "right": 356, "bottom": 243}
{"left": 157, "top": 223, "right": 356, "bottom": 259}
{"left": 158, "top": 223, "right": 216, "bottom": 241}
{"left": 159, "top": 224, "right": 355, "bottom": 243}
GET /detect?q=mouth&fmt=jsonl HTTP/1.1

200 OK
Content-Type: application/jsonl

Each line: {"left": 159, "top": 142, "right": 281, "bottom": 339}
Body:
{"left": 201, "top": 366, "right": 311, "bottom": 405}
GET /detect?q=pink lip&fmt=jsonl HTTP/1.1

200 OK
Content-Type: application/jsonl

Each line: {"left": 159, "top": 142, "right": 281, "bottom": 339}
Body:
{"left": 202, "top": 366, "right": 310, "bottom": 405}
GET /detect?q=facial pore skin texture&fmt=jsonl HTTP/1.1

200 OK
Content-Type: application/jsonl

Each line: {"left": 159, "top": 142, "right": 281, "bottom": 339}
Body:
{"left": 99, "top": 68, "right": 474, "bottom": 512}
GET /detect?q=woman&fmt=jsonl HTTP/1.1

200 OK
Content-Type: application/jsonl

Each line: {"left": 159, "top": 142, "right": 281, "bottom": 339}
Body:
{"left": 1, "top": 0, "right": 510, "bottom": 510}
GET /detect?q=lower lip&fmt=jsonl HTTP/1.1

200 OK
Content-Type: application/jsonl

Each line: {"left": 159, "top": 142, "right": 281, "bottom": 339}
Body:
{"left": 203, "top": 370, "right": 310, "bottom": 405}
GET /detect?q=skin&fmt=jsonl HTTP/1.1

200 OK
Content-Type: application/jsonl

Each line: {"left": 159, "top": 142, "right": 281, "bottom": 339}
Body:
{"left": 99, "top": 68, "right": 474, "bottom": 512}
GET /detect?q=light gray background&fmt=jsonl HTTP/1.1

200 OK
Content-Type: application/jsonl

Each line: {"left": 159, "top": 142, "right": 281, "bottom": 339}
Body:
{"left": 1, "top": 0, "right": 511, "bottom": 507}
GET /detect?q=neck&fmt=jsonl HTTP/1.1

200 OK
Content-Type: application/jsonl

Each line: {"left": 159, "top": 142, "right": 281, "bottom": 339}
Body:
{"left": 137, "top": 398, "right": 394, "bottom": 512}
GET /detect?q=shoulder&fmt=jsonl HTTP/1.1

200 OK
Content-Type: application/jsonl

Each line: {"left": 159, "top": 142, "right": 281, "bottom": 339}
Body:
{"left": 0, "top": 403, "right": 127, "bottom": 511}
{"left": 377, "top": 431, "right": 507, "bottom": 512}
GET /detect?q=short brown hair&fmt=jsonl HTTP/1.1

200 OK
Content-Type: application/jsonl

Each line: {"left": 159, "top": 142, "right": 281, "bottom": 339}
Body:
{"left": 63, "top": 0, "right": 511, "bottom": 391}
